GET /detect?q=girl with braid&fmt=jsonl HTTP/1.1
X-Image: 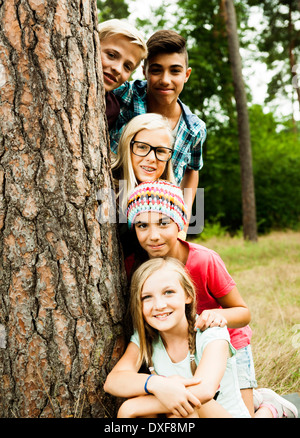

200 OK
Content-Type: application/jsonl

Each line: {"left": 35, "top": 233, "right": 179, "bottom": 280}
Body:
{"left": 104, "top": 257, "right": 250, "bottom": 418}
{"left": 119, "top": 180, "right": 297, "bottom": 419}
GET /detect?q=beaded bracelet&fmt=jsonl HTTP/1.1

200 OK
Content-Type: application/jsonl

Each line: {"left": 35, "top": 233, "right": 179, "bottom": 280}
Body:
{"left": 144, "top": 374, "right": 154, "bottom": 395}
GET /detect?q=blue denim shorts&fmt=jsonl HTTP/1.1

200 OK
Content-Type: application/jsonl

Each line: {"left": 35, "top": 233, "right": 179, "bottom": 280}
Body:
{"left": 235, "top": 345, "right": 257, "bottom": 389}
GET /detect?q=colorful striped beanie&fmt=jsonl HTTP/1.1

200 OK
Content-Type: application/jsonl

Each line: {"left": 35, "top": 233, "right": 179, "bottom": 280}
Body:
{"left": 127, "top": 180, "right": 187, "bottom": 231}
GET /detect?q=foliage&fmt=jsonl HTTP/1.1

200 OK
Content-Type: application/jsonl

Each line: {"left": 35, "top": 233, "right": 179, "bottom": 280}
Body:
{"left": 250, "top": 105, "right": 300, "bottom": 232}
{"left": 198, "top": 117, "right": 243, "bottom": 234}
{"left": 200, "top": 104, "right": 300, "bottom": 235}
{"left": 134, "top": 0, "right": 172, "bottom": 39}
{"left": 245, "top": 0, "right": 300, "bottom": 107}
{"left": 97, "top": 0, "right": 129, "bottom": 22}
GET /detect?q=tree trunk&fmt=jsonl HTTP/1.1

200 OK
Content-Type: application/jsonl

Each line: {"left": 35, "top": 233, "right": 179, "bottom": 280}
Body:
{"left": 288, "top": 1, "right": 300, "bottom": 112}
{"left": 0, "top": 0, "right": 126, "bottom": 418}
{"left": 222, "top": 0, "right": 258, "bottom": 241}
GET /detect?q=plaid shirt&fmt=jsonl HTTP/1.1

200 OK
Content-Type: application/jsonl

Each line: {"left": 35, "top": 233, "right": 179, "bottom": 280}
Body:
{"left": 110, "top": 80, "right": 207, "bottom": 184}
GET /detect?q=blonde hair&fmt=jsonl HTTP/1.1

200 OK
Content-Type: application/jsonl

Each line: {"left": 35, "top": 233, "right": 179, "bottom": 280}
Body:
{"left": 130, "top": 257, "right": 197, "bottom": 374}
{"left": 98, "top": 19, "right": 147, "bottom": 64}
{"left": 111, "top": 113, "right": 176, "bottom": 213}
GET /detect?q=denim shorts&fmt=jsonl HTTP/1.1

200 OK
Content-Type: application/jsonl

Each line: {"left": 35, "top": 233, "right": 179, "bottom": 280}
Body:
{"left": 235, "top": 344, "right": 257, "bottom": 389}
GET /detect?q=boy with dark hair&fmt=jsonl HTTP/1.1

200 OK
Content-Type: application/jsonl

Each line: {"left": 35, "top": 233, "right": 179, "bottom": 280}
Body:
{"left": 110, "top": 30, "right": 206, "bottom": 236}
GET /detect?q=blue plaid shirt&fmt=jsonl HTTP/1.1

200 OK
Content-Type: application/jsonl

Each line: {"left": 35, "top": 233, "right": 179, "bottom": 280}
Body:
{"left": 110, "top": 80, "right": 207, "bottom": 184}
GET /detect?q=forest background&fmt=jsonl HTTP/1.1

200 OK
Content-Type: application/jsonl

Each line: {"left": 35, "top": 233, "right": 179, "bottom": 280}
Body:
{"left": 99, "top": 0, "right": 300, "bottom": 237}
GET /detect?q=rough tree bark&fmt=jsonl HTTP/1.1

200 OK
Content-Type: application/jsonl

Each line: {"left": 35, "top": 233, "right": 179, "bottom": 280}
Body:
{"left": 0, "top": 0, "right": 126, "bottom": 418}
{"left": 222, "top": 0, "right": 258, "bottom": 242}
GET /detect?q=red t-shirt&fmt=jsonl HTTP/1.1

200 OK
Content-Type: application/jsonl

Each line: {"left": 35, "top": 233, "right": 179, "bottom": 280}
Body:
{"left": 184, "top": 240, "right": 252, "bottom": 350}
{"left": 125, "top": 241, "right": 252, "bottom": 350}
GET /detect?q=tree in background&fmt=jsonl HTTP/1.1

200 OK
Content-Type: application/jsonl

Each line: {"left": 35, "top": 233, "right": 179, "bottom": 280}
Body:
{"left": 221, "top": 0, "right": 257, "bottom": 241}
{"left": 249, "top": 106, "right": 300, "bottom": 233}
{"left": 202, "top": 106, "right": 300, "bottom": 235}
{"left": 0, "top": 0, "right": 125, "bottom": 418}
{"left": 133, "top": 0, "right": 300, "bottom": 236}
{"left": 175, "top": 0, "right": 238, "bottom": 125}
{"left": 135, "top": 0, "right": 174, "bottom": 39}
{"left": 174, "top": 0, "right": 257, "bottom": 240}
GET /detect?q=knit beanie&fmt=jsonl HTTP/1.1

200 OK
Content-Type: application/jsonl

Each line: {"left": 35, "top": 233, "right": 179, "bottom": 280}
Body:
{"left": 127, "top": 180, "right": 187, "bottom": 231}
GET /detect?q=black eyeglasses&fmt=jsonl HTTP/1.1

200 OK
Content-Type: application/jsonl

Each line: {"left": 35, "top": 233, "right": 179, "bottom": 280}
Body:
{"left": 130, "top": 140, "right": 173, "bottom": 162}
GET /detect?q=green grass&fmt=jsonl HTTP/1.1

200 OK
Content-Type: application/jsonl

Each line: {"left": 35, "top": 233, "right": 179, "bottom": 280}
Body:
{"left": 190, "top": 230, "right": 300, "bottom": 394}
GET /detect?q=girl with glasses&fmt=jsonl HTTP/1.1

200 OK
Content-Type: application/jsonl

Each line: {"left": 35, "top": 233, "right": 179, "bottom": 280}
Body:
{"left": 111, "top": 113, "right": 176, "bottom": 257}
{"left": 111, "top": 113, "right": 176, "bottom": 215}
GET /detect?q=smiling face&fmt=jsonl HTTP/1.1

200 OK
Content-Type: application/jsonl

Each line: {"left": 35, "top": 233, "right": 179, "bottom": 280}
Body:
{"left": 144, "top": 52, "right": 191, "bottom": 107}
{"left": 131, "top": 128, "right": 172, "bottom": 183}
{"left": 141, "top": 267, "right": 192, "bottom": 334}
{"left": 100, "top": 35, "right": 143, "bottom": 92}
{"left": 134, "top": 212, "right": 180, "bottom": 258}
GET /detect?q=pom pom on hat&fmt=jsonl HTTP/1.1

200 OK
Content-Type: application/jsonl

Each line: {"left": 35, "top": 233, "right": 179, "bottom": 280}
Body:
{"left": 127, "top": 180, "right": 187, "bottom": 231}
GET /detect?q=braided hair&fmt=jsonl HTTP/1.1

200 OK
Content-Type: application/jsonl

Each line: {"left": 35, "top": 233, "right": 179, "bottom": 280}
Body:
{"left": 130, "top": 257, "right": 197, "bottom": 375}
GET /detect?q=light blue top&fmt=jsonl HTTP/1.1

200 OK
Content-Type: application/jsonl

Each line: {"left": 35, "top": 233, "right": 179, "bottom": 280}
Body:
{"left": 130, "top": 326, "right": 250, "bottom": 418}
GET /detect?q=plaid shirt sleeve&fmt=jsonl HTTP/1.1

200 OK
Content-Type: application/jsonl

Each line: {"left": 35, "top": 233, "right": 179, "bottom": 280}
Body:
{"left": 109, "top": 82, "right": 134, "bottom": 153}
{"left": 109, "top": 81, "right": 147, "bottom": 153}
{"left": 188, "top": 118, "right": 207, "bottom": 170}
{"left": 172, "top": 106, "right": 207, "bottom": 183}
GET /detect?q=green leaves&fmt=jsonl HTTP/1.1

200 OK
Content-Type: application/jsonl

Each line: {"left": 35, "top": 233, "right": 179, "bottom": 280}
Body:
{"left": 97, "top": 0, "right": 129, "bottom": 22}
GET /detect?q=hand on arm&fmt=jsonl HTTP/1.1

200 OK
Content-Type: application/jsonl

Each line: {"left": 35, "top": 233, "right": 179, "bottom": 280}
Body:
{"left": 195, "top": 310, "right": 228, "bottom": 331}
{"left": 146, "top": 374, "right": 201, "bottom": 417}
{"left": 149, "top": 340, "right": 231, "bottom": 418}
{"left": 195, "top": 286, "right": 251, "bottom": 331}
{"left": 104, "top": 342, "right": 201, "bottom": 417}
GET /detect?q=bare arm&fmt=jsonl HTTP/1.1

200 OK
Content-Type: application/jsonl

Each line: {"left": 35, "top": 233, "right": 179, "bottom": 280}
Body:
{"left": 188, "top": 339, "right": 230, "bottom": 403}
{"left": 195, "top": 286, "right": 251, "bottom": 331}
{"left": 104, "top": 341, "right": 201, "bottom": 417}
{"left": 118, "top": 339, "right": 232, "bottom": 418}
{"left": 117, "top": 395, "right": 172, "bottom": 418}
{"left": 104, "top": 342, "right": 150, "bottom": 398}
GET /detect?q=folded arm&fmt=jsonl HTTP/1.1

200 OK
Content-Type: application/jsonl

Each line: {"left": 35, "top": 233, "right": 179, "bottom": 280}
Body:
{"left": 195, "top": 286, "right": 251, "bottom": 331}
{"left": 104, "top": 342, "right": 201, "bottom": 417}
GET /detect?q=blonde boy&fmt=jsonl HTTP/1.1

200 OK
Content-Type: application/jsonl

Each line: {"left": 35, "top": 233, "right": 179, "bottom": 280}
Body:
{"left": 98, "top": 19, "right": 147, "bottom": 128}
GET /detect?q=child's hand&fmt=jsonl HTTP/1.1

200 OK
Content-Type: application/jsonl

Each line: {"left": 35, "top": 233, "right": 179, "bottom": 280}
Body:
{"left": 147, "top": 375, "right": 201, "bottom": 417}
{"left": 195, "top": 310, "right": 227, "bottom": 331}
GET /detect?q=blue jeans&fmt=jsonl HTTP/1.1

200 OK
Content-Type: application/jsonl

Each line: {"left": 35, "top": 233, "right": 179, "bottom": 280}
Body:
{"left": 235, "top": 345, "right": 257, "bottom": 389}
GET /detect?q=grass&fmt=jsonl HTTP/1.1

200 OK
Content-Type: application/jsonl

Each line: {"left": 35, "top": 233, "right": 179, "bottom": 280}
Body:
{"left": 190, "top": 230, "right": 300, "bottom": 395}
